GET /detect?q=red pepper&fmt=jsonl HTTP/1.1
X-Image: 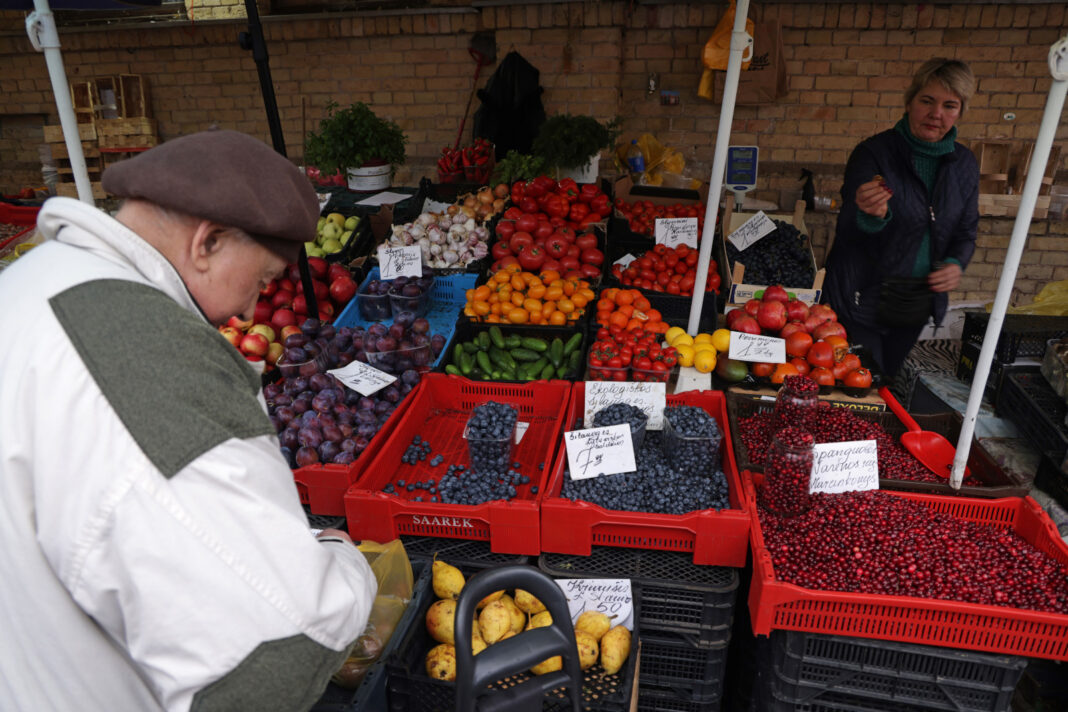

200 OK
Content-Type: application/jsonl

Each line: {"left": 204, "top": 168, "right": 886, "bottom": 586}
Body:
{"left": 556, "top": 177, "right": 579, "bottom": 198}
{"left": 543, "top": 194, "right": 568, "bottom": 220}
{"left": 578, "top": 213, "right": 602, "bottom": 229}
{"left": 568, "top": 203, "right": 590, "bottom": 223}
{"left": 579, "top": 184, "right": 600, "bottom": 203}
{"left": 590, "top": 193, "right": 612, "bottom": 217}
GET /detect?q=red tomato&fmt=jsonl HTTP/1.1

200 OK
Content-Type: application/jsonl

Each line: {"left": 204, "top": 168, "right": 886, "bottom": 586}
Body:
{"left": 806, "top": 341, "right": 835, "bottom": 369}
{"left": 785, "top": 331, "right": 814, "bottom": 359}
{"left": 844, "top": 367, "right": 873, "bottom": 388}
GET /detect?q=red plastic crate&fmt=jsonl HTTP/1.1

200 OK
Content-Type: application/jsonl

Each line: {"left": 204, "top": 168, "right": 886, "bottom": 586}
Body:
{"left": 291, "top": 379, "right": 417, "bottom": 516}
{"left": 744, "top": 474, "right": 1068, "bottom": 661}
{"left": 343, "top": 373, "right": 572, "bottom": 555}
{"left": 539, "top": 384, "right": 751, "bottom": 567}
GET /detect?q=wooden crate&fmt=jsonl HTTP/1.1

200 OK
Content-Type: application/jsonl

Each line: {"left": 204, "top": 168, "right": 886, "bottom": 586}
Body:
{"left": 92, "top": 75, "right": 122, "bottom": 120}
{"left": 96, "top": 117, "right": 158, "bottom": 149}
{"left": 69, "top": 80, "right": 97, "bottom": 125}
{"left": 55, "top": 181, "right": 108, "bottom": 200}
{"left": 119, "top": 74, "right": 151, "bottom": 118}
{"left": 48, "top": 142, "right": 100, "bottom": 160}
{"left": 43, "top": 123, "right": 96, "bottom": 144}
{"left": 56, "top": 155, "right": 102, "bottom": 176}
{"left": 978, "top": 193, "right": 1051, "bottom": 219}
{"left": 973, "top": 140, "right": 1012, "bottom": 195}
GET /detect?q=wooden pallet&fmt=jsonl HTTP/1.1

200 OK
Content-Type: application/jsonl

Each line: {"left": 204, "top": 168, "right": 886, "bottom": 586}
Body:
{"left": 55, "top": 181, "right": 108, "bottom": 200}
{"left": 973, "top": 140, "right": 1012, "bottom": 195}
{"left": 96, "top": 117, "right": 158, "bottom": 149}
{"left": 43, "top": 123, "right": 96, "bottom": 144}
{"left": 978, "top": 193, "right": 1050, "bottom": 219}
{"left": 48, "top": 141, "right": 99, "bottom": 160}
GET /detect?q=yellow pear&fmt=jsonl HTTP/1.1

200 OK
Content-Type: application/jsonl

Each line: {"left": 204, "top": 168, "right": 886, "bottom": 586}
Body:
{"left": 526, "top": 610, "right": 553, "bottom": 631}
{"left": 425, "top": 599, "right": 457, "bottom": 645}
{"left": 432, "top": 559, "right": 464, "bottom": 600}
{"left": 425, "top": 644, "right": 456, "bottom": 681}
{"left": 476, "top": 590, "right": 505, "bottom": 610}
{"left": 514, "top": 589, "right": 546, "bottom": 615}
{"left": 498, "top": 594, "right": 525, "bottom": 634}
{"left": 478, "top": 600, "right": 511, "bottom": 644}
{"left": 574, "top": 611, "right": 612, "bottom": 642}
{"left": 471, "top": 617, "right": 487, "bottom": 655}
{"left": 531, "top": 656, "right": 561, "bottom": 676}
{"left": 600, "top": 626, "right": 632, "bottom": 675}
{"left": 575, "top": 631, "right": 599, "bottom": 670}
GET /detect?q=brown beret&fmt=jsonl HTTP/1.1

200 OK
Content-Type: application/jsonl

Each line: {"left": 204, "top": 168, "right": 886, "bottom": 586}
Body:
{"left": 102, "top": 129, "right": 318, "bottom": 244}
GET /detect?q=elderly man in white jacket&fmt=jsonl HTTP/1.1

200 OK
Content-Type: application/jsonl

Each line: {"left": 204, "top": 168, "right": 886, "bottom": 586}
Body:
{"left": 0, "top": 130, "right": 376, "bottom": 712}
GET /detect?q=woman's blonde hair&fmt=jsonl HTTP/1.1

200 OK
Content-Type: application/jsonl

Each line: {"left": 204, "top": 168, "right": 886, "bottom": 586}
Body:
{"left": 905, "top": 58, "right": 976, "bottom": 114}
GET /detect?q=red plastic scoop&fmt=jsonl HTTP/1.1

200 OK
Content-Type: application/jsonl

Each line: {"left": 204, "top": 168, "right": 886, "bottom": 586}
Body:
{"left": 881, "top": 388, "right": 970, "bottom": 479}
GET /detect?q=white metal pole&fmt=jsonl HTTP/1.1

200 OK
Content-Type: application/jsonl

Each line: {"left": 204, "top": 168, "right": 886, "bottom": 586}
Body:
{"left": 950, "top": 35, "right": 1068, "bottom": 489}
{"left": 688, "top": 0, "right": 752, "bottom": 335}
{"left": 26, "top": 0, "right": 94, "bottom": 205}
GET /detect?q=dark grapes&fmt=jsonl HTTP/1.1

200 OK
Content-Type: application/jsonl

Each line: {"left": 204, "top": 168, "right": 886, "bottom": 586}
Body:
{"left": 725, "top": 219, "right": 814, "bottom": 287}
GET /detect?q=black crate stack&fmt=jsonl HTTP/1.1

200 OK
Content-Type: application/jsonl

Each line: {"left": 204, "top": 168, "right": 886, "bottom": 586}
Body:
{"left": 539, "top": 547, "right": 739, "bottom": 711}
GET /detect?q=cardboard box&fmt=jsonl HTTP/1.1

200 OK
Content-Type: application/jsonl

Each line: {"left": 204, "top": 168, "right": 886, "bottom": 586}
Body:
{"left": 720, "top": 195, "right": 824, "bottom": 306}
{"left": 728, "top": 384, "right": 887, "bottom": 413}
{"left": 613, "top": 174, "right": 709, "bottom": 208}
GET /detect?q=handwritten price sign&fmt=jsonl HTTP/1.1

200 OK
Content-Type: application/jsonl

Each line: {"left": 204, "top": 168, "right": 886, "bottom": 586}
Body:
{"left": 727, "top": 211, "right": 776, "bottom": 252}
{"left": 328, "top": 360, "right": 397, "bottom": 396}
{"left": 555, "top": 578, "right": 634, "bottom": 630}
{"left": 565, "top": 424, "right": 636, "bottom": 480}
{"left": 810, "top": 440, "right": 880, "bottom": 494}
{"left": 655, "top": 217, "right": 698, "bottom": 248}
{"left": 727, "top": 332, "right": 786, "bottom": 363}
{"left": 584, "top": 381, "right": 666, "bottom": 430}
{"left": 377, "top": 244, "right": 423, "bottom": 279}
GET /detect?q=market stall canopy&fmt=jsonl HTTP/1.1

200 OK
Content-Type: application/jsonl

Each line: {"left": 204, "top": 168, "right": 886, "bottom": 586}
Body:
{"left": 0, "top": 0, "right": 160, "bottom": 8}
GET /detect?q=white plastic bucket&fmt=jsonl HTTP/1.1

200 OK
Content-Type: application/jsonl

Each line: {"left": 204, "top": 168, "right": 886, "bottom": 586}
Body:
{"left": 557, "top": 155, "right": 600, "bottom": 184}
{"left": 346, "top": 163, "right": 392, "bottom": 192}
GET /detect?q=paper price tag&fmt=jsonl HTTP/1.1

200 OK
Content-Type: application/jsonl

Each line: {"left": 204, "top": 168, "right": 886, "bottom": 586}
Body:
{"left": 422, "top": 197, "right": 452, "bottom": 215}
{"left": 554, "top": 578, "right": 634, "bottom": 631}
{"left": 655, "top": 217, "right": 698, "bottom": 248}
{"left": 328, "top": 360, "right": 397, "bottom": 396}
{"left": 377, "top": 244, "right": 423, "bottom": 279}
{"left": 356, "top": 191, "right": 409, "bottom": 207}
{"left": 584, "top": 381, "right": 666, "bottom": 430}
{"left": 727, "top": 211, "right": 776, "bottom": 251}
{"left": 809, "top": 440, "right": 880, "bottom": 494}
{"left": 613, "top": 253, "right": 637, "bottom": 269}
{"left": 728, "top": 332, "right": 786, "bottom": 363}
{"left": 565, "top": 424, "right": 636, "bottom": 480}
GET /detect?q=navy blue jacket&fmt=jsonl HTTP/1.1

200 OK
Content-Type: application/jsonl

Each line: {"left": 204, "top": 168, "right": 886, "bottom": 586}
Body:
{"left": 823, "top": 128, "right": 979, "bottom": 328}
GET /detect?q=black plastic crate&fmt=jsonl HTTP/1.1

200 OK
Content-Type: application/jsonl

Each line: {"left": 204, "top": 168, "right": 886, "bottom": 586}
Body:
{"left": 638, "top": 628, "right": 728, "bottom": 704}
{"left": 400, "top": 535, "right": 529, "bottom": 569}
{"left": 961, "top": 311, "right": 1068, "bottom": 364}
{"left": 1035, "top": 450, "right": 1068, "bottom": 513}
{"left": 311, "top": 560, "right": 431, "bottom": 712}
{"left": 305, "top": 507, "right": 345, "bottom": 531}
{"left": 539, "top": 547, "right": 737, "bottom": 647}
{"left": 437, "top": 320, "right": 586, "bottom": 381}
{"left": 758, "top": 630, "right": 1027, "bottom": 712}
{"left": 386, "top": 562, "right": 638, "bottom": 712}
{"left": 995, "top": 370, "right": 1068, "bottom": 461}
{"left": 637, "top": 686, "right": 720, "bottom": 712}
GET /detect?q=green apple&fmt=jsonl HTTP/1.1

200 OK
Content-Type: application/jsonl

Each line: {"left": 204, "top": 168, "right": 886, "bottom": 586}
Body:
{"left": 340, "top": 230, "right": 353, "bottom": 245}
{"left": 316, "top": 216, "right": 327, "bottom": 232}
{"left": 304, "top": 240, "right": 319, "bottom": 254}
{"left": 321, "top": 238, "right": 343, "bottom": 254}
{"left": 325, "top": 212, "right": 346, "bottom": 229}
{"left": 305, "top": 244, "right": 326, "bottom": 257}
{"left": 248, "top": 323, "right": 276, "bottom": 343}
{"left": 344, "top": 216, "right": 360, "bottom": 231}
{"left": 320, "top": 221, "right": 343, "bottom": 242}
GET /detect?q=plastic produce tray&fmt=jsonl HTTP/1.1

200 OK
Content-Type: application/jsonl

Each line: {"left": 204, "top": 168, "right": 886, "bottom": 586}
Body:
{"left": 637, "top": 628, "right": 729, "bottom": 705}
{"left": 310, "top": 560, "right": 431, "bottom": 712}
{"left": 438, "top": 320, "right": 586, "bottom": 382}
{"left": 961, "top": 310, "right": 1068, "bottom": 363}
{"left": 385, "top": 562, "right": 638, "bottom": 712}
{"left": 400, "top": 535, "right": 529, "bottom": 569}
{"left": 753, "top": 628, "right": 1026, "bottom": 712}
{"left": 744, "top": 477, "right": 1068, "bottom": 661}
{"left": 540, "top": 384, "right": 750, "bottom": 567}
{"left": 995, "top": 370, "right": 1068, "bottom": 463}
{"left": 292, "top": 378, "right": 416, "bottom": 516}
{"left": 344, "top": 374, "right": 572, "bottom": 555}
{"left": 727, "top": 390, "right": 1026, "bottom": 497}
{"left": 538, "top": 547, "right": 737, "bottom": 647}
{"left": 333, "top": 265, "right": 476, "bottom": 369}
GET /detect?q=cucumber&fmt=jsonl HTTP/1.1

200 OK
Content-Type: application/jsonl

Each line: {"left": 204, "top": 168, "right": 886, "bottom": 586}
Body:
{"left": 563, "top": 332, "right": 583, "bottom": 355}
{"left": 567, "top": 350, "right": 583, "bottom": 375}
{"left": 453, "top": 344, "right": 465, "bottom": 367}
{"left": 444, "top": 364, "right": 462, "bottom": 376}
{"left": 555, "top": 364, "right": 570, "bottom": 379}
{"left": 509, "top": 348, "right": 541, "bottom": 362}
{"left": 490, "top": 347, "right": 518, "bottom": 372}
{"left": 477, "top": 331, "right": 491, "bottom": 351}
{"left": 530, "top": 357, "right": 548, "bottom": 374}
{"left": 462, "top": 341, "right": 480, "bottom": 354}
{"left": 488, "top": 325, "right": 506, "bottom": 350}
{"left": 459, "top": 351, "right": 474, "bottom": 376}
{"left": 549, "top": 338, "right": 564, "bottom": 367}
{"left": 505, "top": 334, "right": 522, "bottom": 349}
{"left": 476, "top": 350, "right": 493, "bottom": 375}
{"left": 520, "top": 337, "right": 548, "bottom": 352}
{"left": 540, "top": 363, "right": 556, "bottom": 380}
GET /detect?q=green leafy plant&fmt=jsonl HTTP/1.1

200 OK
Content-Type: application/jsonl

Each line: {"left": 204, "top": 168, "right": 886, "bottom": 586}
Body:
{"left": 304, "top": 101, "right": 407, "bottom": 175}
{"left": 490, "top": 150, "right": 546, "bottom": 185}
{"left": 531, "top": 114, "right": 622, "bottom": 171}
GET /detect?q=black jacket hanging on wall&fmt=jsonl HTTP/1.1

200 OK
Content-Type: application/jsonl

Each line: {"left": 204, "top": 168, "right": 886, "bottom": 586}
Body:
{"left": 472, "top": 51, "right": 546, "bottom": 160}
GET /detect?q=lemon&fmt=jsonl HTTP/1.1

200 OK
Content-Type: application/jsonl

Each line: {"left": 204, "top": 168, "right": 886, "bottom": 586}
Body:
{"left": 694, "top": 349, "right": 717, "bottom": 374}
{"left": 665, "top": 326, "right": 686, "bottom": 344}
{"left": 670, "top": 333, "right": 694, "bottom": 348}
{"left": 674, "top": 344, "right": 696, "bottom": 368}
{"left": 694, "top": 343, "right": 717, "bottom": 355}
{"left": 693, "top": 333, "right": 714, "bottom": 346}
{"left": 711, "top": 328, "right": 732, "bottom": 353}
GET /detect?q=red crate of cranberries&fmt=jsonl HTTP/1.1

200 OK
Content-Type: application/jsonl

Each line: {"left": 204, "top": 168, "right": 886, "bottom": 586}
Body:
{"left": 745, "top": 475, "right": 1068, "bottom": 661}
{"left": 539, "top": 383, "right": 751, "bottom": 567}
{"left": 343, "top": 373, "right": 572, "bottom": 555}
{"left": 726, "top": 390, "right": 1025, "bottom": 495}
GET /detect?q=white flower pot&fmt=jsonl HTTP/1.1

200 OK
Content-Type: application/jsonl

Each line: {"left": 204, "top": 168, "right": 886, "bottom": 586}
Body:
{"left": 557, "top": 155, "right": 600, "bottom": 184}
{"left": 346, "top": 162, "right": 392, "bottom": 192}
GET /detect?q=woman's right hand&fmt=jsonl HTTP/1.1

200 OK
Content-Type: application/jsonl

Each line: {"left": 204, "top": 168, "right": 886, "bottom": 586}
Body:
{"left": 855, "top": 178, "right": 893, "bottom": 218}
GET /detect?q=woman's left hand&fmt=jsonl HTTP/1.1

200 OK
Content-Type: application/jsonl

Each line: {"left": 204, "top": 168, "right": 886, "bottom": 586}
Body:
{"left": 928, "top": 262, "right": 962, "bottom": 292}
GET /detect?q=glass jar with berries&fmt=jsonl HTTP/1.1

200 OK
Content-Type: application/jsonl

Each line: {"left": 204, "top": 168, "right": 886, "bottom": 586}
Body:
{"left": 761, "top": 426, "right": 815, "bottom": 517}
{"left": 770, "top": 374, "right": 819, "bottom": 436}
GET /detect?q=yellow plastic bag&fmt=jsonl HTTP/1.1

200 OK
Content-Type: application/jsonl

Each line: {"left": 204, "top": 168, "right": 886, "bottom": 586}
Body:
{"left": 614, "top": 133, "right": 702, "bottom": 190}
{"left": 999, "top": 280, "right": 1068, "bottom": 316}
{"left": 332, "top": 539, "right": 414, "bottom": 689}
{"left": 698, "top": 0, "right": 754, "bottom": 99}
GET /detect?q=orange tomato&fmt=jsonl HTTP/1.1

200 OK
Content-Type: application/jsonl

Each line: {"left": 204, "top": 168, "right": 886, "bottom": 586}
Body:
{"left": 473, "top": 285, "right": 491, "bottom": 301}
{"left": 540, "top": 269, "right": 561, "bottom": 284}
{"left": 570, "top": 293, "right": 589, "bottom": 309}
{"left": 549, "top": 311, "right": 567, "bottom": 326}
{"left": 510, "top": 291, "right": 525, "bottom": 307}
{"left": 544, "top": 286, "right": 564, "bottom": 301}
{"left": 608, "top": 312, "right": 628, "bottom": 329}
{"left": 603, "top": 287, "right": 619, "bottom": 302}
{"left": 528, "top": 283, "right": 546, "bottom": 300}
{"left": 614, "top": 290, "right": 634, "bottom": 306}
{"left": 473, "top": 301, "right": 491, "bottom": 316}
{"left": 557, "top": 298, "right": 575, "bottom": 314}
{"left": 507, "top": 307, "right": 529, "bottom": 324}
{"left": 634, "top": 296, "right": 651, "bottom": 312}
{"left": 523, "top": 298, "right": 542, "bottom": 313}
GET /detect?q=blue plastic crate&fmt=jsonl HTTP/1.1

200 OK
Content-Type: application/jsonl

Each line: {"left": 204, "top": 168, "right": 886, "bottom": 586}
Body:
{"left": 334, "top": 266, "right": 475, "bottom": 368}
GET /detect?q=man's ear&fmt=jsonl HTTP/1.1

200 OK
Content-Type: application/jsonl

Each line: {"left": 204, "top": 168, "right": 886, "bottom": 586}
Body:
{"left": 189, "top": 220, "right": 227, "bottom": 272}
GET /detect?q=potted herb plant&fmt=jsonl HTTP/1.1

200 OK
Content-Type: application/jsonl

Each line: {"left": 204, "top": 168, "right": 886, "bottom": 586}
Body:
{"left": 531, "top": 114, "right": 621, "bottom": 183}
{"left": 304, "top": 101, "right": 407, "bottom": 192}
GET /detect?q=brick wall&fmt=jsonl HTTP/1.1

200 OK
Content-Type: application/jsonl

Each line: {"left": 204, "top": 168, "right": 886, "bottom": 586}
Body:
{"left": 0, "top": 114, "right": 47, "bottom": 191}
{"left": 0, "top": 2, "right": 1065, "bottom": 306}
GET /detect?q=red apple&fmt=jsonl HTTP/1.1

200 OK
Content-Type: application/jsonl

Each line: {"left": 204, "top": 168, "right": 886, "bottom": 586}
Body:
{"left": 756, "top": 300, "right": 788, "bottom": 333}
{"left": 779, "top": 321, "right": 807, "bottom": 340}
{"left": 327, "top": 263, "right": 350, "bottom": 284}
{"left": 743, "top": 298, "right": 762, "bottom": 318}
{"left": 762, "top": 285, "right": 790, "bottom": 303}
{"left": 280, "top": 325, "right": 302, "bottom": 342}
{"left": 218, "top": 326, "right": 242, "bottom": 348}
{"left": 312, "top": 280, "right": 330, "bottom": 303}
{"left": 785, "top": 299, "right": 810, "bottom": 323}
{"left": 292, "top": 293, "right": 308, "bottom": 316}
{"left": 725, "top": 307, "right": 747, "bottom": 329}
{"left": 286, "top": 264, "right": 301, "bottom": 285}
{"left": 239, "top": 332, "right": 270, "bottom": 357}
{"left": 732, "top": 314, "right": 761, "bottom": 335}
{"left": 329, "top": 277, "right": 357, "bottom": 304}
{"left": 259, "top": 280, "right": 278, "bottom": 298}
{"left": 271, "top": 308, "right": 298, "bottom": 331}
{"left": 248, "top": 323, "right": 276, "bottom": 343}
{"left": 253, "top": 300, "right": 274, "bottom": 325}
{"left": 319, "top": 303, "right": 335, "bottom": 320}
{"left": 226, "top": 315, "right": 252, "bottom": 331}
{"left": 278, "top": 277, "right": 296, "bottom": 294}
{"left": 266, "top": 341, "right": 284, "bottom": 365}
{"left": 809, "top": 303, "right": 838, "bottom": 323}
{"left": 307, "top": 256, "right": 329, "bottom": 280}
{"left": 271, "top": 289, "right": 294, "bottom": 309}
{"left": 813, "top": 320, "right": 848, "bottom": 341}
